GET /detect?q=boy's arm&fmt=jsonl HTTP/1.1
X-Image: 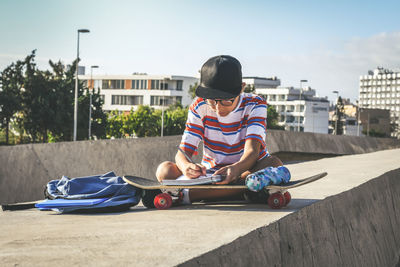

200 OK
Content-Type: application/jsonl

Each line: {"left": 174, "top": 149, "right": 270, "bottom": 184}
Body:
{"left": 214, "top": 138, "right": 261, "bottom": 184}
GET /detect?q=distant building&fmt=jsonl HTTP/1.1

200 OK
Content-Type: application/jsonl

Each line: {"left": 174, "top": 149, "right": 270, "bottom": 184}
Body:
{"left": 358, "top": 108, "right": 391, "bottom": 137}
{"left": 359, "top": 67, "right": 400, "bottom": 138}
{"left": 79, "top": 74, "right": 198, "bottom": 112}
{"left": 252, "top": 78, "right": 329, "bottom": 133}
{"left": 243, "top": 76, "right": 281, "bottom": 89}
{"left": 329, "top": 103, "right": 363, "bottom": 136}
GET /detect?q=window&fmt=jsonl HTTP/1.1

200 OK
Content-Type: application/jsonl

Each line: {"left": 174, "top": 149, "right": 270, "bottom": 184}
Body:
{"left": 112, "top": 95, "right": 143, "bottom": 105}
{"left": 141, "top": 80, "right": 147, "bottom": 89}
{"left": 102, "top": 80, "right": 125, "bottom": 89}
{"left": 131, "top": 80, "right": 145, "bottom": 89}
{"left": 150, "top": 80, "right": 161, "bottom": 89}
{"left": 286, "top": 115, "right": 295, "bottom": 123}
{"left": 176, "top": 80, "right": 183, "bottom": 91}
{"left": 287, "top": 105, "right": 295, "bottom": 112}
{"left": 160, "top": 82, "right": 169, "bottom": 90}
{"left": 297, "top": 105, "right": 304, "bottom": 112}
{"left": 150, "top": 96, "right": 182, "bottom": 106}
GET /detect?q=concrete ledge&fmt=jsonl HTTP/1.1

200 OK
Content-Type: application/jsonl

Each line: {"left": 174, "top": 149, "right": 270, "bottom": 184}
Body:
{"left": 1, "top": 149, "right": 400, "bottom": 266}
{"left": 181, "top": 168, "right": 400, "bottom": 266}
{"left": 1, "top": 131, "right": 399, "bottom": 204}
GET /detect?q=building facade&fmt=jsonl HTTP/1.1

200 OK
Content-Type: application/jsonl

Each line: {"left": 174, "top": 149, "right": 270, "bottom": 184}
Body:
{"left": 359, "top": 67, "right": 400, "bottom": 138}
{"left": 243, "top": 76, "right": 281, "bottom": 89}
{"left": 79, "top": 74, "right": 198, "bottom": 112}
{"left": 255, "top": 84, "right": 329, "bottom": 134}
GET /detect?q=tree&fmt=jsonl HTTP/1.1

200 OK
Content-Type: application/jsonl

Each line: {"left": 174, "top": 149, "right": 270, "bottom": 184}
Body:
{"left": 244, "top": 84, "right": 255, "bottom": 93}
{"left": 188, "top": 82, "right": 198, "bottom": 99}
{"left": 87, "top": 87, "right": 107, "bottom": 139}
{"left": 46, "top": 60, "right": 75, "bottom": 141}
{"left": 159, "top": 103, "right": 188, "bottom": 136}
{"left": 333, "top": 96, "right": 345, "bottom": 135}
{"left": 267, "top": 106, "right": 284, "bottom": 130}
{"left": 362, "top": 128, "right": 386, "bottom": 138}
{"left": 106, "top": 110, "right": 125, "bottom": 139}
{"left": 131, "top": 105, "right": 160, "bottom": 137}
{"left": 0, "top": 58, "right": 25, "bottom": 144}
{"left": 107, "top": 106, "right": 160, "bottom": 138}
{"left": 20, "top": 51, "right": 65, "bottom": 143}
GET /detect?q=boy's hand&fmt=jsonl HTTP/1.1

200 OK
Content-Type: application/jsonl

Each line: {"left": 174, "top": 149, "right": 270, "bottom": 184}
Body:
{"left": 214, "top": 165, "right": 241, "bottom": 184}
{"left": 183, "top": 163, "right": 206, "bottom": 179}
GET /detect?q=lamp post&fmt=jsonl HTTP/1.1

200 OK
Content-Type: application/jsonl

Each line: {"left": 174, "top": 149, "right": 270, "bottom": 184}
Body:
{"left": 298, "top": 79, "right": 308, "bottom": 132}
{"left": 332, "top": 90, "right": 339, "bottom": 135}
{"left": 89, "top": 65, "right": 99, "bottom": 140}
{"left": 73, "top": 28, "right": 90, "bottom": 141}
{"left": 356, "top": 100, "right": 360, "bottom": 136}
{"left": 161, "top": 80, "right": 164, "bottom": 137}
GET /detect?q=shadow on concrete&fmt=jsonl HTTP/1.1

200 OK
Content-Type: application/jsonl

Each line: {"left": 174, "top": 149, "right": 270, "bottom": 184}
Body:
{"left": 165, "top": 198, "right": 320, "bottom": 212}
{"left": 3, "top": 198, "right": 320, "bottom": 215}
{"left": 37, "top": 205, "right": 149, "bottom": 216}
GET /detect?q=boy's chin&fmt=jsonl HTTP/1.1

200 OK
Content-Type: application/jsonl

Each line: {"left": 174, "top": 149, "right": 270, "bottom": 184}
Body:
{"left": 217, "top": 112, "right": 230, "bottom": 117}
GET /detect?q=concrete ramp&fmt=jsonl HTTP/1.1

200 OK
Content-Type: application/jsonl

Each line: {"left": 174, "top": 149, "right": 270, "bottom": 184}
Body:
{"left": 182, "top": 169, "right": 400, "bottom": 266}
{"left": 0, "top": 149, "right": 399, "bottom": 266}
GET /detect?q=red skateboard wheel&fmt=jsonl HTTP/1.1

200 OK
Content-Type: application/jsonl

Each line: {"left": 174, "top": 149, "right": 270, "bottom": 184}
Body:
{"left": 283, "top": 191, "right": 291, "bottom": 206}
{"left": 154, "top": 193, "right": 173, "bottom": 210}
{"left": 268, "top": 192, "right": 285, "bottom": 209}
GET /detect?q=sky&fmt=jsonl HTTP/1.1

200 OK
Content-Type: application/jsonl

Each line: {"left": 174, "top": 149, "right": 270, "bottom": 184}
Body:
{"left": 1, "top": 0, "right": 400, "bottom": 103}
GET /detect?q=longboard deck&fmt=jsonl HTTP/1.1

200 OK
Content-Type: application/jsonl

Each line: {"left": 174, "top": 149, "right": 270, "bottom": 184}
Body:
{"left": 123, "top": 172, "right": 327, "bottom": 190}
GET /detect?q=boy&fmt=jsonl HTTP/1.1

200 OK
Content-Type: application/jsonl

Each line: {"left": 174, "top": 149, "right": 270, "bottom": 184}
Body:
{"left": 156, "top": 55, "right": 283, "bottom": 203}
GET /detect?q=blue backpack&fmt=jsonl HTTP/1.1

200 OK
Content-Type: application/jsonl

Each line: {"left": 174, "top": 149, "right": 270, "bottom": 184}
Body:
{"left": 36, "top": 171, "right": 141, "bottom": 213}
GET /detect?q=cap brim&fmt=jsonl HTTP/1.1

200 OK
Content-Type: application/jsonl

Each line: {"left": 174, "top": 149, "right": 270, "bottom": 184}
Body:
{"left": 195, "top": 85, "right": 242, "bottom": 99}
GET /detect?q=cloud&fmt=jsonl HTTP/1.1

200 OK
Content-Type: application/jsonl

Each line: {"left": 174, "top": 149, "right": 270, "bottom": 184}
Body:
{"left": 345, "top": 32, "right": 400, "bottom": 69}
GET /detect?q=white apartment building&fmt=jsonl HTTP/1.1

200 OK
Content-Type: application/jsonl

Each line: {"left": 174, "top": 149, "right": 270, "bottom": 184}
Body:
{"left": 79, "top": 74, "right": 198, "bottom": 112}
{"left": 359, "top": 67, "right": 400, "bottom": 138}
{"left": 255, "top": 85, "right": 329, "bottom": 133}
{"left": 243, "top": 76, "right": 281, "bottom": 88}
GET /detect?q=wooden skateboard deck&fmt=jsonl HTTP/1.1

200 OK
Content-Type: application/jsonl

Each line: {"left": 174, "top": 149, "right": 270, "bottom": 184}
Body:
{"left": 123, "top": 172, "right": 327, "bottom": 190}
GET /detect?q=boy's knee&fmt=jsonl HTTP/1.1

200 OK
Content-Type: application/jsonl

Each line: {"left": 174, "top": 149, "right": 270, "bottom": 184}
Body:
{"left": 156, "top": 161, "right": 177, "bottom": 182}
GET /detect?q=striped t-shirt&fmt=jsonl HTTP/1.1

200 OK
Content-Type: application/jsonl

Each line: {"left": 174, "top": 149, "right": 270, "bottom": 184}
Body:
{"left": 179, "top": 93, "right": 269, "bottom": 170}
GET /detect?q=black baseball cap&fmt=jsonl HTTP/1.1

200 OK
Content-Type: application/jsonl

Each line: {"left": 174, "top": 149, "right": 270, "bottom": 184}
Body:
{"left": 195, "top": 55, "right": 242, "bottom": 99}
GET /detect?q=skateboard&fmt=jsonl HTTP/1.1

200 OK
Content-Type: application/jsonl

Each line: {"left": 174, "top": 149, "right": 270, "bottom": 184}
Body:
{"left": 123, "top": 172, "right": 327, "bottom": 210}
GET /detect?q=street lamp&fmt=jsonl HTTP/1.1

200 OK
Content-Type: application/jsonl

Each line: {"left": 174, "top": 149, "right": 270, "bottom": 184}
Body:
{"left": 298, "top": 79, "right": 308, "bottom": 132}
{"left": 332, "top": 90, "right": 339, "bottom": 135}
{"left": 89, "top": 65, "right": 99, "bottom": 140}
{"left": 355, "top": 100, "right": 361, "bottom": 137}
{"left": 73, "top": 28, "right": 90, "bottom": 141}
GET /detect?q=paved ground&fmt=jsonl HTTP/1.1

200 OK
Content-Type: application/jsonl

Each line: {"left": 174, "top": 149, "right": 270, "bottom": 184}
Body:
{"left": 1, "top": 148, "right": 400, "bottom": 266}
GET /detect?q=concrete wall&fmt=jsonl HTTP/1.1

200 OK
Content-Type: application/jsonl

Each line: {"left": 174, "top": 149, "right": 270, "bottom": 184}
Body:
{"left": 1, "top": 130, "right": 399, "bottom": 204}
{"left": 180, "top": 168, "right": 400, "bottom": 267}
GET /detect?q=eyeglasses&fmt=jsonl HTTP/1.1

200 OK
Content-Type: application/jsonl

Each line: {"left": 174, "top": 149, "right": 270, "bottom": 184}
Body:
{"left": 205, "top": 98, "right": 236, "bottom": 107}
